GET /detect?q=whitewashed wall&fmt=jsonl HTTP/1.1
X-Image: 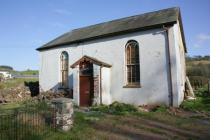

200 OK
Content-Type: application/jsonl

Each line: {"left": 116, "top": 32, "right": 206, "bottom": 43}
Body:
{"left": 39, "top": 27, "right": 185, "bottom": 106}
{"left": 72, "top": 66, "right": 79, "bottom": 105}
{"left": 173, "top": 23, "right": 186, "bottom": 106}
{"left": 101, "top": 67, "right": 111, "bottom": 105}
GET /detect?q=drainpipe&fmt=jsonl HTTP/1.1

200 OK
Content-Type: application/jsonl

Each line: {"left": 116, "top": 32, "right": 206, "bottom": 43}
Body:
{"left": 163, "top": 25, "right": 174, "bottom": 106}
{"left": 99, "top": 66, "right": 102, "bottom": 105}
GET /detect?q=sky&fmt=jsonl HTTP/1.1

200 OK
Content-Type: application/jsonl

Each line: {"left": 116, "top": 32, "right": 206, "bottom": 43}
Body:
{"left": 0, "top": 0, "right": 210, "bottom": 71}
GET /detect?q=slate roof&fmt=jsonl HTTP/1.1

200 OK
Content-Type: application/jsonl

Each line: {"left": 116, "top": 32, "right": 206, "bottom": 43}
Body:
{"left": 37, "top": 7, "right": 186, "bottom": 51}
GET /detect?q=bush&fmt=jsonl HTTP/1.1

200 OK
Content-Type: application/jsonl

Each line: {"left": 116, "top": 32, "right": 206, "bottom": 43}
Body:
{"left": 194, "top": 86, "right": 210, "bottom": 97}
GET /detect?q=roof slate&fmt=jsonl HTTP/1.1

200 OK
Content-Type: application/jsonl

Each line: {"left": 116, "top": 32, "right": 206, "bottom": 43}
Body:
{"left": 37, "top": 7, "right": 185, "bottom": 51}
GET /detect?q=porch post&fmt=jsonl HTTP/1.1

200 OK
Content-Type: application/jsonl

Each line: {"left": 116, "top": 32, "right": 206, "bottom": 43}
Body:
{"left": 92, "top": 64, "right": 101, "bottom": 105}
{"left": 73, "top": 65, "right": 80, "bottom": 106}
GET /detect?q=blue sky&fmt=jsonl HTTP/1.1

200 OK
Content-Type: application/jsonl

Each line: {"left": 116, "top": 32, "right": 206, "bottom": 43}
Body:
{"left": 0, "top": 0, "right": 210, "bottom": 70}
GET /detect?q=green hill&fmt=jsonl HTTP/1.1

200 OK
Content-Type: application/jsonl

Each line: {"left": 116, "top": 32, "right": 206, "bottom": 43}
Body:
{"left": 0, "top": 65, "right": 13, "bottom": 71}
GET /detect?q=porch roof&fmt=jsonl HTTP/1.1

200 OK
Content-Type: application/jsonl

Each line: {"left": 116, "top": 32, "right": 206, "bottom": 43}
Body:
{"left": 70, "top": 55, "right": 112, "bottom": 68}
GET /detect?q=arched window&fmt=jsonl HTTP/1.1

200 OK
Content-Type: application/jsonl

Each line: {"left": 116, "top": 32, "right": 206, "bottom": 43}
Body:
{"left": 60, "top": 51, "right": 69, "bottom": 88}
{"left": 126, "top": 40, "right": 140, "bottom": 85}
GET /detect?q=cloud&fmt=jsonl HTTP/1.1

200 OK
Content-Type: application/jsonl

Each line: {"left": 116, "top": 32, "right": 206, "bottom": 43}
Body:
{"left": 193, "top": 43, "right": 201, "bottom": 48}
{"left": 197, "top": 34, "right": 210, "bottom": 42}
{"left": 193, "top": 33, "right": 210, "bottom": 48}
{"left": 54, "top": 9, "right": 72, "bottom": 16}
{"left": 49, "top": 22, "right": 67, "bottom": 28}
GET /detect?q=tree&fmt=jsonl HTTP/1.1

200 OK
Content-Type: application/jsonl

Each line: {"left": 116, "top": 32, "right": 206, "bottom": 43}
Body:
{"left": 0, "top": 65, "right": 13, "bottom": 71}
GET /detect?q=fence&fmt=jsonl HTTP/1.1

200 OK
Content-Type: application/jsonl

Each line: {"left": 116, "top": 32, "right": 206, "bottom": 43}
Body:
{"left": 0, "top": 109, "right": 56, "bottom": 140}
{"left": 188, "top": 76, "right": 210, "bottom": 90}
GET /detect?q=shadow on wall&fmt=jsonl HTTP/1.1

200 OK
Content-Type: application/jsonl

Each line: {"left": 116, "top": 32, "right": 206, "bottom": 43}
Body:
{"left": 39, "top": 74, "right": 74, "bottom": 99}
{"left": 24, "top": 81, "right": 39, "bottom": 97}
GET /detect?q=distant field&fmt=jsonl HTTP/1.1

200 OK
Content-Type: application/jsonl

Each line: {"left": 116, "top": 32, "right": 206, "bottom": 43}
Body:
{"left": 0, "top": 78, "right": 38, "bottom": 89}
{"left": 12, "top": 70, "right": 39, "bottom": 76}
{"left": 186, "top": 57, "right": 210, "bottom": 87}
{"left": 187, "top": 60, "right": 210, "bottom": 65}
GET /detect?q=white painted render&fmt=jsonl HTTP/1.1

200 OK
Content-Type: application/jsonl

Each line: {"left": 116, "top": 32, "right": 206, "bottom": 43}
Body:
{"left": 72, "top": 66, "right": 79, "bottom": 105}
{"left": 173, "top": 23, "right": 186, "bottom": 106}
{"left": 101, "top": 67, "right": 111, "bottom": 105}
{"left": 39, "top": 25, "right": 186, "bottom": 107}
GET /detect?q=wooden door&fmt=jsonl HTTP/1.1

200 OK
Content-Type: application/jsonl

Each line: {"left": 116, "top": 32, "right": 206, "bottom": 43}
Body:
{"left": 80, "top": 76, "right": 93, "bottom": 106}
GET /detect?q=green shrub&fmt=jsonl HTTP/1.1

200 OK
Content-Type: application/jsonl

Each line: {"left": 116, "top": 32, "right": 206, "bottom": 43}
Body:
{"left": 195, "top": 86, "right": 210, "bottom": 97}
{"left": 90, "top": 102, "right": 137, "bottom": 115}
{"left": 151, "top": 105, "right": 168, "bottom": 113}
{"left": 91, "top": 105, "right": 109, "bottom": 113}
{"left": 181, "top": 97, "right": 210, "bottom": 112}
{"left": 181, "top": 87, "right": 210, "bottom": 115}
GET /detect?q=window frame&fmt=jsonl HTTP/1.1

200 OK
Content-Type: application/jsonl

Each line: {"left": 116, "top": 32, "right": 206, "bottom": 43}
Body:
{"left": 60, "top": 51, "right": 69, "bottom": 88}
{"left": 124, "top": 40, "right": 141, "bottom": 88}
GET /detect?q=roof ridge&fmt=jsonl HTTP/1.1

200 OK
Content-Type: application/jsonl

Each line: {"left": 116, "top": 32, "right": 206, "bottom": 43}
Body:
{"left": 73, "top": 7, "right": 179, "bottom": 31}
{"left": 37, "top": 7, "right": 181, "bottom": 51}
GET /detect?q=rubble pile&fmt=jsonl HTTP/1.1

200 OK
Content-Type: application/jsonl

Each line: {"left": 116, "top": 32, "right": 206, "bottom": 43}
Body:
{"left": 0, "top": 88, "right": 70, "bottom": 104}
{"left": 40, "top": 90, "right": 66, "bottom": 100}
{"left": 0, "top": 84, "right": 32, "bottom": 103}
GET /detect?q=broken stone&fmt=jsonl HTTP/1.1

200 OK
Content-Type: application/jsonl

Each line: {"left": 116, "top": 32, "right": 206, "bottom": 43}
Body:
{"left": 186, "top": 96, "right": 196, "bottom": 100}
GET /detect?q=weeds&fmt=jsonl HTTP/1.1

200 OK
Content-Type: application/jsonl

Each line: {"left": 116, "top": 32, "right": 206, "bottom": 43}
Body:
{"left": 181, "top": 87, "right": 210, "bottom": 115}
{"left": 91, "top": 101, "right": 138, "bottom": 115}
{"left": 22, "top": 100, "right": 50, "bottom": 111}
{"left": 151, "top": 105, "right": 168, "bottom": 113}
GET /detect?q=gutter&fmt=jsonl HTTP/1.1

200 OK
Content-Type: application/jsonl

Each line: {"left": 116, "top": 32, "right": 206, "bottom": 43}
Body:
{"left": 163, "top": 25, "right": 174, "bottom": 106}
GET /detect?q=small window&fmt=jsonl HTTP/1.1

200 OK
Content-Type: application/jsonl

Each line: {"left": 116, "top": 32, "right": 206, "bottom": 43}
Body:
{"left": 60, "top": 51, "right": 69, "bottom": 88}
{"left": 125, "top": 40, "right": 140, "bottom": 86}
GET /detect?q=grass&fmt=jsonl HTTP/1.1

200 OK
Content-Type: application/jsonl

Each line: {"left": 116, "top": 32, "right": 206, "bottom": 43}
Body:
{"left": 18, "top": 70, "right": 39, "bottom": 75}
{"left": 90, "top": 101, "right": 138, "bottom": 115}
{"left": 0, "top": 101, "right": 210, "bottom": 140}
{"left": 0, "top": 78, "right": 38, "bottom": 89}
{"left": 181, "top": 86, "right": 210, "bottom": 115}
{"left": 1, "top": 86, "right": 210, "bottom": 139}
{"left": 0, "top": 102, "right": 21, "bottom": 110}
{"left": 10, "top": 70, "right": 39, "bottom": 76}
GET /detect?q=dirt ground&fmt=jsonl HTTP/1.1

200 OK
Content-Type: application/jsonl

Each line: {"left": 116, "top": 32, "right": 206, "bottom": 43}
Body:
{"left": 79, "top": 111, "right": 210, "bottom": 140}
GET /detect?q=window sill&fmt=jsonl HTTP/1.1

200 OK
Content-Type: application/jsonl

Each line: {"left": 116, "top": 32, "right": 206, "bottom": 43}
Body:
{"left": 123, "top": 84, "right": 141, "bottom": 88}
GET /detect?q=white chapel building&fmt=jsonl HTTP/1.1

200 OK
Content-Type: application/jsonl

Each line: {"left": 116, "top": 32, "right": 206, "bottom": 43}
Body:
{"left": 37, "top": 7, "right": 187, "bottom": 107}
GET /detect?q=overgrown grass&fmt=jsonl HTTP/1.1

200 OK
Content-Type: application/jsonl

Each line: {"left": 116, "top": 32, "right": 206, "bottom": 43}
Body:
{"left": 0, "top": 91, "right": 210, "bottom": 139}
{"left": 90, "top": 101, "right": 138, "bottom": 115}
{"left": 0, "top": 101, "right": 53, "bottom": 140}
{"left": 0, "top": 100, "right": 50, "bottom": 115}
{"left": 181, "top": 87, "right": 210, "bottom": 115}
{"left": 0, "top": 78, "right": 38, "bottom": 89}
{"left": 1, "top": 100, "right": 210, "bottom": 140}
{"left": 45, "top": 111, "right": 104, "bottom": 140}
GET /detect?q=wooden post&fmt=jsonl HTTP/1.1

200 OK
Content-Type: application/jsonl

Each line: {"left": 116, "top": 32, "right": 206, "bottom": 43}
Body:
{"left": 186, "top": 77, "right": 195, "bottom": 97}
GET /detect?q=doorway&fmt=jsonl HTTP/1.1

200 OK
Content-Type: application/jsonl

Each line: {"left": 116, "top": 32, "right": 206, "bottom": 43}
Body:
{"left": 79, "top": 61, "right": 93, "bottom": 106}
